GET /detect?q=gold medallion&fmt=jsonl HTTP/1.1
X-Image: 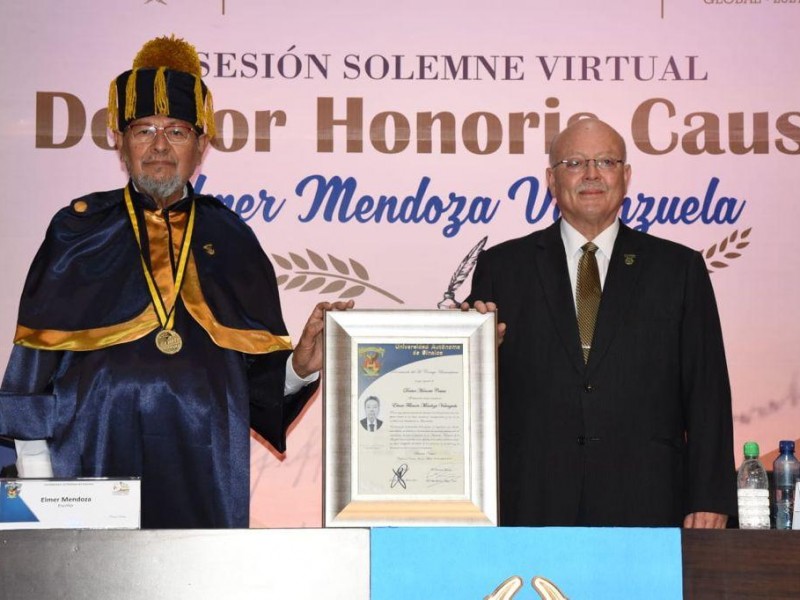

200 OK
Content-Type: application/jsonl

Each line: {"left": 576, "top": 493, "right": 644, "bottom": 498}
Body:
{"left": 124, "top": 188, "right": 195, "bottom": 357}
{"left": 155, "top": 329, "right": 183, "bottom": 355}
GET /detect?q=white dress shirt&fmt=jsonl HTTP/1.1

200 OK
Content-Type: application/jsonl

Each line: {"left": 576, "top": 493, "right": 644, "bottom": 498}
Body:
{"left": 560, "top": 219, "right": 620, "bottom": 312}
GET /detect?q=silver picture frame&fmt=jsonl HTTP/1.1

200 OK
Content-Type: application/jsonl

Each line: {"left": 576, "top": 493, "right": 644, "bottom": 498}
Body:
{"left": 323, "top": 309, "right": 497, "bottom": 527}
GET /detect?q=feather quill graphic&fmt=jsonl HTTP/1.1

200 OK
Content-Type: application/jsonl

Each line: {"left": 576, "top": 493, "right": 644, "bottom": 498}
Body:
{"left": 437, "top": 236, "right": 488, "bottom": 308}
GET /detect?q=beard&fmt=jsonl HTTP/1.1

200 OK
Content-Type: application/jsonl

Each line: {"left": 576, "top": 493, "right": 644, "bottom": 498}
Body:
{"left": 122, "top": 154, "right": 185, "bottom": 206}
{"left": 133, "top": 172, "right": 185, "bottom": 203}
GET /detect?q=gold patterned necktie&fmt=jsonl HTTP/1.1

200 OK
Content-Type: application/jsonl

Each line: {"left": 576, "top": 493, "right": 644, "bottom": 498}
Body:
{"left": 576, "top": 242, "right": 601, "bottom": 363}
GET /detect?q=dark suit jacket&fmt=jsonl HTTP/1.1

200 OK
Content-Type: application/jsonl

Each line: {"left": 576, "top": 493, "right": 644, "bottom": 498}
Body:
{"left": 360, "top": 418, "right": 383, "bottom": 431}
{"left": 467, "top": 220, "right": 736, "bottom": 527}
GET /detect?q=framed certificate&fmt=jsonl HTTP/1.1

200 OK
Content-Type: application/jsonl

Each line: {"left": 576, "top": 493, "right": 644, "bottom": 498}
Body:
{"left": 323, "top": 309, "right": 497, "bottom": 527}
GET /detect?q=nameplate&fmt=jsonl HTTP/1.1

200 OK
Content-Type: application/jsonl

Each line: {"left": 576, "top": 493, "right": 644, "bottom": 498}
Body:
{"left": 0, "top": 478, "right": 140, "bottom": 529}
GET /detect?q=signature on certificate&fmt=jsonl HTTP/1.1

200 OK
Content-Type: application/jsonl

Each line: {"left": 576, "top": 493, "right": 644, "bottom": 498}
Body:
{"left": 391, "top": 464, "right": 409, "bottom": 489}
{"left": 425, "top": 465, "right": 459, "bottom": 488}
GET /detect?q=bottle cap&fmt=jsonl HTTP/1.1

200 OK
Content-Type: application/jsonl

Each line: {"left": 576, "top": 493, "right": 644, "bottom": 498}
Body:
{"left": 743, "top": 441, "right": 760, "bottom": 458}
{"left": 779, "top": 440, "right": 795, "bottom": 454}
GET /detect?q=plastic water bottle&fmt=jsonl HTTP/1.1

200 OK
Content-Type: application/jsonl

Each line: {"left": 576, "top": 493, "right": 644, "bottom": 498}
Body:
{"left": 772, "top": 440, "right": 799, "bottom": 530}
{"left": 737, "top": 441, "right": 770, "bottom": 529}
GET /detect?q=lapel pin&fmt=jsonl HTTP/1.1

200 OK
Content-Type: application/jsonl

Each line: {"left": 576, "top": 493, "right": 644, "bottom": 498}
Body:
{"left": 624, "top": 254, "right": 636, "bottom": 266}
{"left": 203, "top": 243, "right": 216, "bottom": 256}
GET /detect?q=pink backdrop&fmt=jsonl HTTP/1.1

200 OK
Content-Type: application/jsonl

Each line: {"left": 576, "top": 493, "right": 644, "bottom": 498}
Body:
{"left": 1, "top": 0, "right": 798, "bottom": 526}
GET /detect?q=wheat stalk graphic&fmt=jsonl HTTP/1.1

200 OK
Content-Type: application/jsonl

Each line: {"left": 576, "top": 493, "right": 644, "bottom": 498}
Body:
{"left": 272, "top": 250, "right": 403, "bottom": 304}
{"left": 703, "top": 227, "right": 751, "bottom": 273}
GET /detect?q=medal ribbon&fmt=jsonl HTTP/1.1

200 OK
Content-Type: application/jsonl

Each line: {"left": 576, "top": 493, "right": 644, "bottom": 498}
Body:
{"left": 124, "top": 186, "right": 195, "bottom": 332}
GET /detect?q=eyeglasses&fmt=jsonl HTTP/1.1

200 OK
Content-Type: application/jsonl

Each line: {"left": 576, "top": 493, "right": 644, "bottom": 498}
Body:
{"left": 126, "top": 124, "right": 197, "bottom": 145}
{"left": 551, "top": 158, "right": 625, "bottom": 172}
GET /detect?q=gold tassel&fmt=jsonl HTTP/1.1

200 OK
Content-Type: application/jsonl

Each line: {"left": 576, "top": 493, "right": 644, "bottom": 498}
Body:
{"left": 107, "top": 79, "right": 119, "bottom": 131}
{"left": 204, "top": 88, "right": 216, "bottom": 139}
{"left": 154, "top": 66, "right": 169, "bottom": 116}
{"left": 124, "top": 69, "right": 138, "bottom": 122}
{"left": 193, "top": 75, "right": 205, "bottom": 130}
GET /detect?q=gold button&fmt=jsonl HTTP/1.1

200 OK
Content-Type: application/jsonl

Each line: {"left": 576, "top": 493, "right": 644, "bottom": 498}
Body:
{"left": 73, "top": 200, "right": 88, "bottom": 213}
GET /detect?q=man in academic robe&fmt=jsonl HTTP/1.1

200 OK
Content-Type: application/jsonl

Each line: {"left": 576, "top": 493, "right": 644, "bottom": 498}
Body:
{"left": 0, "top": 35, "right": 351, "bottom": 528}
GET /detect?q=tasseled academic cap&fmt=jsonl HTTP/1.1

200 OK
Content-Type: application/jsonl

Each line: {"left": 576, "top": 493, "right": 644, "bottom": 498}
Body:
{"left": 107, "top": 35, "right": 215, "bottom": 137}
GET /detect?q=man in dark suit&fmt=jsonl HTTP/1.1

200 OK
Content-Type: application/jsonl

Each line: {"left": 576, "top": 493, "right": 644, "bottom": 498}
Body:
{"left": 465, "top": 118, "right": 736, "bottom": 528}
{"left": 360, "top": 396, "right": 383, "bottom": 431}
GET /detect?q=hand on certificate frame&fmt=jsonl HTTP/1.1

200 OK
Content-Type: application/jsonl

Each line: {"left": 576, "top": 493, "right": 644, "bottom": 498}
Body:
{"left": 460, "top": 300, "right": 506, "bottom": 345}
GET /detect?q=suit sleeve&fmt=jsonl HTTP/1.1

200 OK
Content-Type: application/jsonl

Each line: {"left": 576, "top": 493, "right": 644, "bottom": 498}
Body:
{"left": 465, "top": 250, "right": 494, "bottom": 305}
{"left": 681, "top": 251, "right": 737, "bottom": 517}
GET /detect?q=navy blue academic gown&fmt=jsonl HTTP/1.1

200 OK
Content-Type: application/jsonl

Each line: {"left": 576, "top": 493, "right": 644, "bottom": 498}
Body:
{"left": 0, "top": 184, "right": 314, "bottom": 528}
